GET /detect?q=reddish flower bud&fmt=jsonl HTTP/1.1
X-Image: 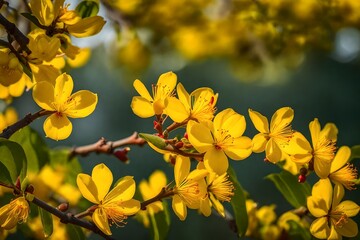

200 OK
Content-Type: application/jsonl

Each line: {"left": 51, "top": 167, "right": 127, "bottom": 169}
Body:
{"left": 298, "top": 174, "right": 306, "bottom": 183}
{"left": 57, "top": 202, "right": 69, "bottom": 212}
{"left": 175, "top": 141, "right": 184, "bottom": 148}
{"left": 114, "top": 147, "right": 130, "bottom": 163}
{"left": 184, "top": 132, "right": 188, "bottom": 139}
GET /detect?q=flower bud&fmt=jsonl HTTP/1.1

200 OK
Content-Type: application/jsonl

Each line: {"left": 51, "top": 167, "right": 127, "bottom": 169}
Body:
{"left": 57, "top": 202, "right": 69, "bottom": 212}
{"left": 113, "top": 147, "right": 130, "bottom": 163}
{"left": 298, "top": 174, "right": 306, "bottom": 183}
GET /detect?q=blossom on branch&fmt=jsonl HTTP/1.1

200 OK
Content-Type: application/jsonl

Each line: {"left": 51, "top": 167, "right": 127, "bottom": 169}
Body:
{"left": 76, "top": 163, "right": 140, "bottom": 235}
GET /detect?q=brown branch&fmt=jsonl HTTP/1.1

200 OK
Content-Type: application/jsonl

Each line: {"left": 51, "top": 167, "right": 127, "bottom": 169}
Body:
{"left": 0, "top": 109, "right": 53, "bottom": 139}
{"left": 0, "top": 13, "right": 31, "bottom": 54}
{"left": 69, "top": 132, "right": 146, "bottom": 159}
{"left": 31, "top": 196, "right": 115, "bottom": 240}
{"left": 140, "top": 187, "right": 174, "bottom": 210}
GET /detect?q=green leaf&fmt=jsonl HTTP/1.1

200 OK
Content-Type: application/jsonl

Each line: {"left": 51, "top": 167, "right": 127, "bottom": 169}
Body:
{"left": 149, "top": 200, "right": 171, "bottom": 240}
{"left": 66, "top": 224, "right": 85, "bottom": 240}
{"left": 75, "top": 1, "right": 100, "bottom": 18}
{"left": 0, "top": 138, "right": 27, "bottom": 183}
{"left": 139, "top": 133, "right": 167, "bottom": 149}
{"left": 265, "top": 170, "right": 311, "bottom": 208}
{"left": 350, "top": 145, "right": 360, "bottom": 161}
{"left": 10, "top": 126, "right": 49, "bottom": 173}
{"left": 287, "top": 220, "right": 311, "bottom": 240}
{"left": 0, "top": 160, "right": 13, "bottom": 184}
{"left": 228, "top": 166, "right": 248, "bottom": 237}
{"left": 38, "top": 206, "right": 53, "bottom": 238}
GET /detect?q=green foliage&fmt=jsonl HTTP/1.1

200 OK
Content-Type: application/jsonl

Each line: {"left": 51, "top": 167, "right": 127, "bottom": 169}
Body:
{"left": 75, "top": 0, "right": 100, "bottom": 18}
{"left": 66, "top": 224, "right": 86, "bottom": 239}
{"left": 0, "top": 138, "right": 27, "bottom": 185}
{"left": 265, "top": 170, "right": 311, "bottom": 208}
{"left": 149, "top": 200, "right": 171, "bottom": 240}
{"left": 139, "top": 133, "right": 167, "bottom": 149}
{"left": 10, "top": 126, "right": 49, "bottom": 173}
{"left": 0, "top": 160, "right": 13, "bottom": 184}
{"left": 350, "top": 145, "right": 360, "bottom": 161}
{"left": 287, "top": 220, "right": 311, "bottom": 240}
{"left": 38, "top": 206, "right": 54, "bottom": 238}
{"left": 228, "top": 166, "right": 248, "bottom": 237}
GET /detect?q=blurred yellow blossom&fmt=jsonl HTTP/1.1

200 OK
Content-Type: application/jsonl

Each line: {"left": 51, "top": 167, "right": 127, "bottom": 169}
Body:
{"left": 0, "top": 50, "right": 23, "bottom": 87}
{"left": 0, "top": 107, "right": 18, "bottom": 132}
{"left": 138, "top": 170, "right": 167, "bottom": 227}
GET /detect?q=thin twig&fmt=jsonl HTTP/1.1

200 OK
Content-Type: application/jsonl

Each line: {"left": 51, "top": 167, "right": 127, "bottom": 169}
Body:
{"left": 68, "top": 132, "right": 146, "bottom": 159}
{"left": 0, "top": 109, "right": 53, "bottom": 139}
{"left": 31, "top": 196, "right": 115, "bottom": 240}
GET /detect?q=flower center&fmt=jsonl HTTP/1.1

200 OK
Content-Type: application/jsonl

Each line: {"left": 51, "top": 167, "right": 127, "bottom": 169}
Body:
{"left": 214, "top": 129, "right": 234, "bottom": 150}
{"left": 330, "top": 163, "right": 358, "bottom": 190}
{"left": 176, "top": 179, "right": 200, "bottom": 206}
{"left": 313, "top": 137, "right": 336, "bottom": 162}
{"left": 102, "top": 203, "right": 127, "bottom": 227}
{"left": 330, "top": 210, "right": 348, "bottom": 228}
{"left": 208, "top": 174, "right": 234, "bottom": 202}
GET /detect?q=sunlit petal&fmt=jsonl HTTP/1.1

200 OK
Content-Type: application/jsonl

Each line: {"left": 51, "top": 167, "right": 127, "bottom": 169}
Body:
{"left": 166, "top": 97, "right": 189, "bottom": 122}
{"left": 270, "top": 107, "right": 293, "bottom": 133}
{"left": 65, "top": 90, "right": 98, "bottom": 118}
{"left": 54, "top": 73, "right": 73, "bottom": 104}
{"left": 310, "top": 217, "right": 330, "bottom": 239}
{"left": 172, "top": 195, "right": 187, "bottom": 221}
{"left": 131, "top": 96, "right": 155, "bottom": 118}
{"left": 105, "top": 176, "right": 135, "bottom": 203}
{"left": 32, "top": 81, "right": 55, "bottom": 111}
{"left": 76, "top": 173, "right": 99, "bottom": 204}
{"left": 252, "top": 133, "right": 267, "bottom": 153}
{"left": 248, "top": 109, "right": 269, "bottom": 133}
{"left": 309, "top": 118, "right": 321, "bottom": 147}
{"left": 174, "top": 156, "right": 190, "bottom": 186}
{"left": 335, "top": 218, "right": 358, "bottom": 237}
{"left": 133, "top": 79, "right": 152, "bottom": 101}
{"left": 335, "top": 201, "right": 360, "bottom": 217}
{"left": 92, "top": 164, "right": 113, "bottom": 201}
{"left": 118, "top": 199, "right": 141, "bottom": 215}
{"left": 225, "top": 136, "right": 252, "bottom": 160}
{"left": 187, "top": 121, "right": 214, "bottom": 153}
{"left": 330, "top": 146, "right": 351, "bottom": 173}
{"left": 204, "top": 148, "right": 228, "bottom": 175}
{"left": 43, "top": 114, "right": 72, "bottom": 140}
{"left": 93, "top": 208, "right": 111, "bottom": 235}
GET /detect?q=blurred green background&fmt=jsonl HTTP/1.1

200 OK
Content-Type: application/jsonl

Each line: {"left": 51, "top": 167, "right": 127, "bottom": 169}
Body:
{"left": 12, "top": 46, "right": 360, "bottom": 239}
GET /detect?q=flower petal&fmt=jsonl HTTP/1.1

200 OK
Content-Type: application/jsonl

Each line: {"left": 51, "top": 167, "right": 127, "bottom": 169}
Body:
{"left": 309, "top": 217, "right": 330, "bottom": 239}
{"left": 335, "top": 200, "right": 360, "bottom": 217}
{"left": 200, "top": 196, "right": 211, "bottom": 217}
{"left": 176, "top": 83, "right": 190, "bottom": 109}
{"left": 248, "top": 109, "right": 269, "bottom": 133}
{"left": 174, "top": 156, "right": 190, "bottom": 186}
{"left": 172, "top": 195, "right": 187, "bottom": 221}
{"left": 32, "top": 81, "right": 55, "bottom": 111}
{"left": 43, "top": 114, "right": 72, "bottom": 140}
{"left": 204, "top": 148, "right": 228, "bottom": 175}
{"left": 133, "top": 79, "right": 152, "bottom": 101}
{"left": 76, "top": 173, "right": 99, "bottom": 204}
{"left": 322, "top": 123, "right": 338, "bottom": 141}
{"left": 166, "top": 97, "right": 189, "bottom": 123}
{"left": 252, "top": 133, "right": 267, "bottom": 153}
{"left": 92, "top": 164, "right": 113, "bottom": 202}
{"left": 130, "top": 96, "right": 155, "bottom": 118}
{"left": 314, "top": 156, "right": 331, "bottom": 179}
{"left": 265, "top": 138, "right": 283, "bottom": 163}
{"left": 118, "top": 199, "right": 141, "bottom": 215}
{"left": 332, "top": 183, "right": 344, "bottom": 208}
{"left": 54, "top": 73, "right": 73, "bottom": 104}
{"left": 311, "top": 178, "right": 332, "bottom": 211}
{"left": 93, "top": 208, "right": 112, "bottom": 235}
{"left": 309, "top": 118, "right": 321, "bottom": 147}
{"left": 187, "top": 121, "right": 214, "bottom": 153}
{"left": 330, "top": 146, "right": 351, "bottom": 173}
{"left": 224, "top": 136, "right": 252, "bottom": 160}
{"left": 65, "top": 90, "right": 98, "bottom": 118}
{"left": 335, "top": 218, "right": 359, "bottom": 237}
{"left": 105, "top": 176, "right": 136, "bottom": 203}
{"left": 156, "top": 71, "right": 177, "bottom": 97}
{"left": 270, "top": 107, "right": 294, "bottom": 133}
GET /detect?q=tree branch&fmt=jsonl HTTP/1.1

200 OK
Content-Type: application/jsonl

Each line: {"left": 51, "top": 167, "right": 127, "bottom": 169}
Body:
{"left": 68, "top": 132, "right": 146, "bottom": 159}
{"left": 31, "top": 196, "right": 115, "bottom": 240}
{"left": 0, "top": 109, "right": 53, "bottom": 139}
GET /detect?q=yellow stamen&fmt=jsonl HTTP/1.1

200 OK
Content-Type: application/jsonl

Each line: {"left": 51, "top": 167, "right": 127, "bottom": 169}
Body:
{"left": 330, "top": 164, "right": 358, "bottom": 190}
{"left": 209, "top": 174, "right": 234, "bottom": 202}
{"left": 176, "top": 179, "right": 200, "bottom": 206}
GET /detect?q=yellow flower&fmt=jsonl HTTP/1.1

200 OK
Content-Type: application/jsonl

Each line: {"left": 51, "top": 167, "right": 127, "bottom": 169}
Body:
{"left": 256, "top": 204, "right": 277, "bottom": 225}
{"left": 138, "top": 170, "right": 167, "bottom": 227}
{"left": 32, "top": 73, "right": 98, "bottom": 140}
{"left": 27, "top": 32, "right": 61, "bottom": 63}
{"left": 0, "top": 107, "right": 18, "bottom": 132}
{"left": 248, "top": 107, "right": 294, "bottom": 163}
{"left": 131, "top": 71, "right": 177, "bottom": 118}
{"left": 29, "top": 0, "right": 105, "bottom": 38}
{"left": 287, "top": 119, "right": 337, "bottom": 178}
{"left": 307, "top": 178, "right": 360, "bottom": 239}
{"left": 197, "top": 162, "right": 234, "bottom": 217}
{"left": 166, "top": 83, "right": 218, "bottom": 123}
{"left": 77, "top": 163, "right": 140, "bottom": 235}
{"left": 329, "top": 146, "right": 358, "bottom": 190}
{"left": 0, "top": 50, "right": 23, "bottom": 87}
{"left": 0, "top": 196, "right": 29, "bottom": 230}
{"left": 172, "top": 156, "right": 208, "bottom": 221}
{"left": 187, "top": 108, "right": 252, "bottom": 175}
